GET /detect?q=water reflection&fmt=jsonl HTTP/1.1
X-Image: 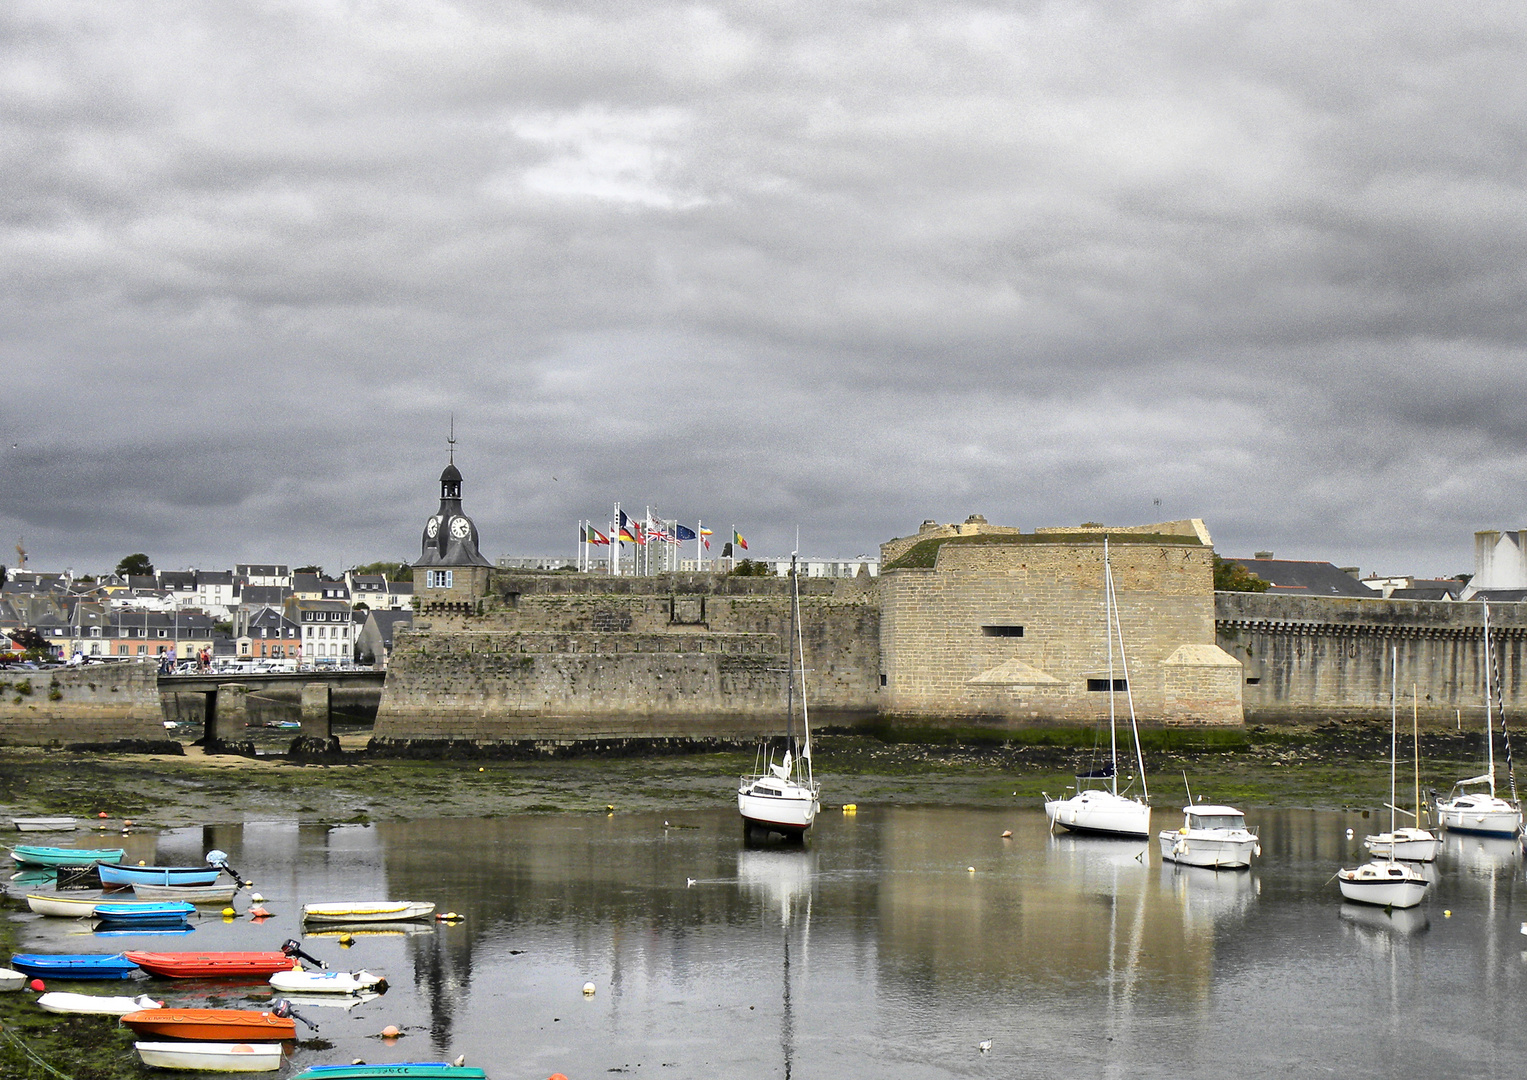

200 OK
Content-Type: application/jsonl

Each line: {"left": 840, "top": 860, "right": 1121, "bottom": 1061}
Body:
{"left": 11, "top": 805, "right": 1527, "bottom": 1078}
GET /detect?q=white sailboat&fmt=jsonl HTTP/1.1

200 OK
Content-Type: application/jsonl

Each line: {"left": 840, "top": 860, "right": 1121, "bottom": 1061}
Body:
{"left": 738, "top": 553, "right": 820, "bottom": 840}
{"left": 1436, "top": 603, "right": 1523, "bottom": 839}
{"left": 1338, "top": 654, "right": 1429, "bottom": 909}
{"left": 1363, "top": 683, "right": 1439, "bottom": 862}
{"left": 1044, "top": 540, "right": 1150, "bottom": 840}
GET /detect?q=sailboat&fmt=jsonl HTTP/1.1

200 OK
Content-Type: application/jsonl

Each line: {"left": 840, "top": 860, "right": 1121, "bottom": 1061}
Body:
{"left": 1436, "top": 603, "right": 1523, "bottom": 839}
{"left": 1337, "top": 654, "right": 1429, "bottom": 909}
{"left": 1044, "top": 540, "right": 1150, "bottom": 839}
{"left": 738, "top": 553, "right": 820, "bottom": 839}
{"left": 1363, "top": 683, "right": 1440, "bottom": 861}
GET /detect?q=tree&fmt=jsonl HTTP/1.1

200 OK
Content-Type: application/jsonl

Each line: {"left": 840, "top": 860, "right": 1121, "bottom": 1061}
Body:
{"left": 730, "top": 558, "right": 772, "bottom": 577}
{"left": 351, "top": 561, "right": 411, "bottom": 581}
{"left": 1213, "top": 554, "right": 1270, "bottom": 593}
{"left": 294, "top": 565, "right": 324, "bottom": 576}
{"left": 116, "top": 553, "right": 154, "bottom": 578}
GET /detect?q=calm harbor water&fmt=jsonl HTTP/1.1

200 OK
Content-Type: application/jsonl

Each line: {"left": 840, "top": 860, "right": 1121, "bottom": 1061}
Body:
{"left": 11, "top": 805, "right": 1527, "bottom": 1079}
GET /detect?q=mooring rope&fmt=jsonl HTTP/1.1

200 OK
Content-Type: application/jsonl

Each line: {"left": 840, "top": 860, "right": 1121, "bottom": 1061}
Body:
{"left": 0, "top": 1028, "right": 79, "bottom": 1080}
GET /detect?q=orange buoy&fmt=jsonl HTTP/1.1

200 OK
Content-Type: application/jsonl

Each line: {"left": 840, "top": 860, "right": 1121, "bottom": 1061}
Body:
{"left": 381, "top": 1025, "right": 400, "bottom": 1038}
{"left": 29, "top": 979, "right": 45, "bottom": 992}
{"left": 97, "top": 812, "right": 108, "bottom": 819}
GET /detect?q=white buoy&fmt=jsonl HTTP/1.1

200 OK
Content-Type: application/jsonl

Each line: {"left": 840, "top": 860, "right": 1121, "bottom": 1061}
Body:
{"left": 1345, "top": 828, "right": 1354, "bottom": 839}
{"left": 967, "top": 866, "right": 975, "bottom": 873}
{"left": 582, "top": 982, "right": 596, "bottom": 996}
{"left": 251, "top": 893, "right": 265, "bottom": 903}
{"left": 978, "top": 1040, "right": 992, "bottom": 1052}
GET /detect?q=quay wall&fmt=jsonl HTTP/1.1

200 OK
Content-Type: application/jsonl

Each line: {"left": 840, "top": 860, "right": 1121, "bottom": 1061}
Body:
{"left": 0, "top": 662, "right": 170, "bottom": 747}
{"left": 1216, "top": 592, "right": 1527, "bottom": 725}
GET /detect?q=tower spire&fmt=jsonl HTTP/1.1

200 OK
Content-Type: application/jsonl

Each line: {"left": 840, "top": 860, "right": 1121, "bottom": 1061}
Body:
{"left": 448, "top": 413, "right": 456, "bottom": 465}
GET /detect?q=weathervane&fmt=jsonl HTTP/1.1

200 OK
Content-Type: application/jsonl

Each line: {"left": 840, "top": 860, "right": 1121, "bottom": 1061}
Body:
{"left": 448, "top": 413, "right": 456, "bottom": 464}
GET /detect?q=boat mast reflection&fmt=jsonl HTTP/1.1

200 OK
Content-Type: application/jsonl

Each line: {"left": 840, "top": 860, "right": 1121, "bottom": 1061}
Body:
{"left": 737, "top": 847, "right": 815, "bottom": 1080}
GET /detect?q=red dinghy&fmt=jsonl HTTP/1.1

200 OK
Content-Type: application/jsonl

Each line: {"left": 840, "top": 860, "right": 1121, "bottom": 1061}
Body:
{"left": 123, "top": 952, "right": 298, "bottom": 979}
{"left": 120, "top": 1007, "right": 297, "bottom": 1041}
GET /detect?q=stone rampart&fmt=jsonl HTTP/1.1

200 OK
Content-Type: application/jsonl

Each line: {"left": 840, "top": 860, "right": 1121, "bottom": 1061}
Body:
{"left": 0, "top": 662, "right": 171, "bottom": 747}
{"left": 880, "top": 540, "right": 1241, "bottom": 726}
{"left": 1216, "top": 592, "right": 1527, "bottom": 725}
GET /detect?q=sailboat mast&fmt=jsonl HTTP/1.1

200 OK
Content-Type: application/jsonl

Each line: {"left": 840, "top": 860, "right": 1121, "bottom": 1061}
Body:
{"left": 796, "top": 561, "right": 813, "bottom": 787}
{"left": 1389, "top": 647, "right": 1398, "bottom": 840}
{"left": 1110, "top": 547, "right": 1149, "bottom": 803}
{"left": 1413, "top": 686, "right": 1422, "bottom": 830}
{"left": 786, "top": 554, "right": 797, "bottom": 747}
{"left": 1485, "top": 602, "right": 1496, "bottom": 797}
{"left": 1105, "top": 540, "right": 1118, "bottom": 797}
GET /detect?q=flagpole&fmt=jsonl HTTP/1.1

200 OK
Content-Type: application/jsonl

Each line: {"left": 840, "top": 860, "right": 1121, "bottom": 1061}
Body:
{"left": 613, "top": 503, "right": 621, "bottom": 577}
{"left": 697, "top": 518, "right": 703, "bottom": 572}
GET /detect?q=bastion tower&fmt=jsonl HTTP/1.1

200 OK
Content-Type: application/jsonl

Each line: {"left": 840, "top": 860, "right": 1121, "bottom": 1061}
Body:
{"left": 411, "top": 452, "right": 493, "bottom": 611}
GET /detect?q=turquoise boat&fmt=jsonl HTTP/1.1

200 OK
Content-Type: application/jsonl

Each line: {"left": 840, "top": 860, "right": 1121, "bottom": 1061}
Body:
{"left": 290, "top": 1066, "right": 487, "bottom": 1080}
{"left": 94, "top": 901, "right": 196, "bottom": 926}
{"left": 10, "top": 845, "right": 127, "bottom": 868}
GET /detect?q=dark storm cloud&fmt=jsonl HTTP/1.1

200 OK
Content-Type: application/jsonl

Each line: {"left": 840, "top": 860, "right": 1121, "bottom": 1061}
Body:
{"left": 3, "top": 1, "right": 1527, "bottom": 578}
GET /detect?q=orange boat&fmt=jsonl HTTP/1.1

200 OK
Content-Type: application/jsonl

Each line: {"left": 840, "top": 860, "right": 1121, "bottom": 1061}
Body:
{"left": 120, "top": 1008, "right": 297, "bottom": 1041}
{"left": 123, "top": 952, "right": 298, "bottom": 979}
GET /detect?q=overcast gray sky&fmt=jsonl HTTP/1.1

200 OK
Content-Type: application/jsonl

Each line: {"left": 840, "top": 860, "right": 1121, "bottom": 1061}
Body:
{"left": 4, "top": 1, "right": 1525, "bottom": 578}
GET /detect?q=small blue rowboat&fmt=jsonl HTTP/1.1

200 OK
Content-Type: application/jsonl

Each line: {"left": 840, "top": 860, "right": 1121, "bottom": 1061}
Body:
{"left": 290, "top": 1066, "right": 488, "bottom": 1080}
{"left": 9, "top": 953, "right": 141, "bottom": 979}
{"left": 99, "top": 864, "right": 220, "bottom": 887}
{"left": 94, "top": 902, "right": 195, "bottom": 926}
{"left": 10, "top": 845, "right": 127, "bottom": 868}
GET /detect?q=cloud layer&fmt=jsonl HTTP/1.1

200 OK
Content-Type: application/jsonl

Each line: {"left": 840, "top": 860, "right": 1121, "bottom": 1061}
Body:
{"left": 4, "top": 1, "right": 1526, "bottom": 577}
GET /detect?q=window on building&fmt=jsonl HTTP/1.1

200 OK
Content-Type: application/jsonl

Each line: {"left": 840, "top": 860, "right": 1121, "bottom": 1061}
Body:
{"left": 240, "top": 643, "right": 250, "bottom": 655}
{"left": 90, "top": 627, "right": 101, "bottom": 637}
{"left": 428, "top": 570, "right": 454, "bottom": 588}
{"left": 1086, "top": 678, "right": 1128, "bottom": 692}
{"left": 118, "top": 645, "right": 128, "bottom": 656}
{"left": 980, "top": 625, "right": 1024, "bottom": 637}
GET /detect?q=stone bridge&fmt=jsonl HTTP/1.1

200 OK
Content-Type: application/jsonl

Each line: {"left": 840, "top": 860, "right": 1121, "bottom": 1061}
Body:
{"left": 158, "top": 670, "right": 386, "bottom": 748}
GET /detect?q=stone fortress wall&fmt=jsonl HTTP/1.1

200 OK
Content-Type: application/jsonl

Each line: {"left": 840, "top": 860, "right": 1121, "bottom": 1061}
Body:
{"left": 1218, "top": 591, "right": 1527, "bottom": 725}
{"left": 0, "top": 661, "right": 168, "bottom": 746}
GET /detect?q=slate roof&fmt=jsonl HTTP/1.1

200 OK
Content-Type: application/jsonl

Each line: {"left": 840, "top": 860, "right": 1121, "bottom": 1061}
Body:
{"left": 239, "top": 585, "right": 292, "bottom": 607}
{"left": 1222, "top": 558, "right": 1375, "bottom": 598}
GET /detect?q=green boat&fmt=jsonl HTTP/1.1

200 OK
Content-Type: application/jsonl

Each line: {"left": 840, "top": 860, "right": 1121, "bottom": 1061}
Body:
{"left": 289, "top": 1067, "right": 487, "bottom": 1080}
{"left": 9, "top": 845, "right": 127, "bottom": 868}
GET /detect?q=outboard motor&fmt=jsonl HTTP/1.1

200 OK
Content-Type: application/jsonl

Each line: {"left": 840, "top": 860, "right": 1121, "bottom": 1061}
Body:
{"left": 205, "top": 850, "right": 251, "bottom": 888}
{"left": 281, "top": 938, "right": 328, "bottom": 971}
{"left": 272, "top": 998, "right": 319, "bottom": 1033}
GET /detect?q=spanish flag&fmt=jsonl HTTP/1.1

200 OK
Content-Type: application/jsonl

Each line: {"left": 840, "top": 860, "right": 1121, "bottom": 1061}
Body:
{"left": 732, "top": 529, "right": 748, "bottom": 551}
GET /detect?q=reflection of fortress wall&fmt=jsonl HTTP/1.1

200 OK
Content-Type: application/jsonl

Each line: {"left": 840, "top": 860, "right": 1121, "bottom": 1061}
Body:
{"left": 880, "top": 540, "right": 1242, "bottom": 726}
{"left": 871, "top": 810, "right": 1218, "bottom": 997}
{"left": 1217, "top": 592, "right": 1527, "bottom": 724}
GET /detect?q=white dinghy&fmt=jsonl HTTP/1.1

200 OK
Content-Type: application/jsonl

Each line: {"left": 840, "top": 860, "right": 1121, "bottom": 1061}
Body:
{"left": 1044, "top": 540, "right": 1151, "bottom": 840}
{"left": 134, "top": 1042, "right": 283, "bottom": 1072}
{"left": 0, "top": 967, "right": 26, "bottom": 992}
{"left": 269, "top": 969, "right": 387, "bottom": 994}
{"left": 38, "top": 992, "right": 163, "bottom": 1016}
{"left": 301, "top": 901, "right": 435, "bottom": 923}
{"left": 25, "top": 892, "right": 104, "bottom": 918}
{"left": 12, "top": 817, "right": 77, "bottom": 832}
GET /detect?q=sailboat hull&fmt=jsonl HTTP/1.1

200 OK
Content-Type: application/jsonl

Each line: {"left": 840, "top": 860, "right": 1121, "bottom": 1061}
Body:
{"left": 1045, "top": 791, "right": 1150, "bottom": 839}
{"left": 1336, "top": 861, "right": 1429, "bottom": 908}
{"left": 1362, "top": 829, "right": 1440, "bottom": 861}
{"left": 738, "top": 783, "right": 818, "bottom": 835}
{"left": 1437, "top": 802, "right": 1521, "bottom": 838}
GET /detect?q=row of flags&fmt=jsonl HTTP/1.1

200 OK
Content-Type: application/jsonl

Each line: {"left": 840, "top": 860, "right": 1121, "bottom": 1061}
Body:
{"left": 581, "top": 510, "right": 747, "bottom": 552}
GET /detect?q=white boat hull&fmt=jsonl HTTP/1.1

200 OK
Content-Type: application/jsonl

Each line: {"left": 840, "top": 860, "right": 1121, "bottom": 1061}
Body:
{"left": 26, "top": 892, "right": 103, "bottom": 918}
{"left": 132, "top": 882, "right": 239, "bottom": 904}
{"left": 302, "top": 901, "right": 435, "bottom": 923}
{"left": 1337, "top": 861, "right": 1429, "bottom": 909}
{"left": 738, "top": 781, "right": 818, "bottom": 836}
{"left": 39, "top": 992, "right": 162, "bottom": 1016}
{"left": 1046, "top": 791, "right": 1151, "bottom": 839}
{"left": 1363, "top": 829, "right": 1440, "bottom": 862}
{"left": 1158, "top": 832, "right": 1259, "bottom": 870}
{"left": 134, "top": 1042, "right": 283, "bottom": 1072}
{"left": 13, "top": 817, "right": 76, "bottom": 832}
{"left": 0, "top": 967, "right": 25, "bottom": 992}
{"left": 1437, "top": 800, "right": 1521, "bottom": 838}
{"left": 268, "top": 969, "right": 385, "bottom": 994}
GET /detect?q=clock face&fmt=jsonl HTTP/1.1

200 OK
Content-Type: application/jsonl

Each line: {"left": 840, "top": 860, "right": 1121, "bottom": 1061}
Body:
{"left": 449, "top": 516, "right": 472, "bottom": 540}
{"left": 425, "top": 516, "right": 440, "bottom": 538}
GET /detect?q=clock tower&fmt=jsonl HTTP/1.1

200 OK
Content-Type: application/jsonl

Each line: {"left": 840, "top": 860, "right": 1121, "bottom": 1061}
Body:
{"left": 412, "top": 441, "right": 493, "bottom": 610}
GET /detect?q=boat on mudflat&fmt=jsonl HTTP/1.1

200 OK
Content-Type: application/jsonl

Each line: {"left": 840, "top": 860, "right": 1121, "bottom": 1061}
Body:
{"left": 120, "top": 1007, "right": 298, "bottom": 1041}
{"left": 100, "top": 863, "right": 221, "bottom": 888}
{"left": 302, "top": 901, "right": 436, "bottom": 923}
{"left": 38, "top": 991, "right": 162, "bottom": 1015}
{"left": 289, "top": 1066, "right": 486, "bottom": 1080}
{"left": 8, "top": 953, "right": 140, "bottom": 979}
{"left": 12, "top": 817, "right": 76, "bottom": 832}
{"left": 124, "top": 951, "right": 299, "bottom": 979}
{"left": 132, "top": 882, "right": 239, "bottom": 904}
{"left": 26, "top": 892, "right": 106, "bottom": 918}
{"left": 94, "top": 901, "right": 195, "bottom": 927}
{"left": 9, "top": 845, "right": 126, "bottom": 868}
{"left": 135, "top": 1042, "right": 284, "bottom": 1073}
{"left": 269, "top": 969, "right": 386, "bottom": 994}
{"left": 0, "top": 967, "right": 26, "bottom": 992}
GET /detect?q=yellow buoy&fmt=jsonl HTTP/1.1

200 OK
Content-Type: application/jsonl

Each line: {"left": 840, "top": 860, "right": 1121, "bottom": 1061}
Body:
{"left": 842, "top": 803, "right": 857, "bottom": 813}
{"left": 221, "top": 908, "right": 236, "bottom": 917}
